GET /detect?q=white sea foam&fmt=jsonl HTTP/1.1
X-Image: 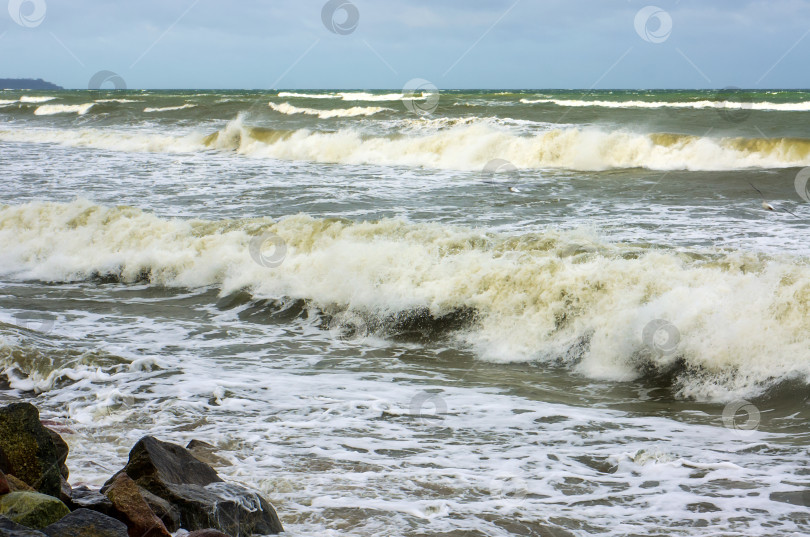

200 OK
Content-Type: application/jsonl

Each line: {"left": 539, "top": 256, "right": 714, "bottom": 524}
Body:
{"left": 143, "top": 104, "right": 197, "bottom": 113}
{"left": 95, "top": 99, "right": 139, "bottom": 103}
{"left": 269, "top": 102, "right": 392, "bottom": 118}
{"left": 33, "top": 103, "right": 95, "bottom": 116}
{"left": 520, "top": 97, "right": 810, "bottom": 111}
{"left": 1, "top": 200, "right": 809, "bottom": 401}
{"left": 276, "top": 91, "right": 429, "bottom": 102}
{"left": 336, "top": 92, "right": 427, "bottom": 102}
{"left": 277, "top": 92, "right": 338, "bottom": 99}
{"left": 20, "top": 96, "right": 56, "bottom": 103}
{"left": 2, "top": 118, "right": 809, "bottom": 171}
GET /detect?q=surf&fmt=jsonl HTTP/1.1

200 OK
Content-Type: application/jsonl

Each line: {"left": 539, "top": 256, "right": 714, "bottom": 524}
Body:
{"left": 2, "top": 199, "right": 809, "bottom": 402}
{"left": 2, "top": 116, "right": 810, "bottom": 171}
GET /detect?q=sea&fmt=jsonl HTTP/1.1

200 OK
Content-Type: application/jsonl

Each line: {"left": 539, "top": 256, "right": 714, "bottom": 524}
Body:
{"left": 1, "top": 88, "right": 809, "bottom": 536}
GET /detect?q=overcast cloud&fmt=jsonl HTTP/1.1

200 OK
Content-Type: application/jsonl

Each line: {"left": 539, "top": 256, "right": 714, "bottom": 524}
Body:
{"left": 2, "top": 0, "right": 809, "bottom": 89}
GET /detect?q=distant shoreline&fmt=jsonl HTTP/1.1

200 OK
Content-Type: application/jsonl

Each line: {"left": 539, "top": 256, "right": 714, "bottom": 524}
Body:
{"left": 0, "top": 78, "right": 63, "bottom": 90}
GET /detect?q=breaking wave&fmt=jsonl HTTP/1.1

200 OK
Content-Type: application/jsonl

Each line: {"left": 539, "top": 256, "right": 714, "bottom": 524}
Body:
{"left": 269, "top": 102, "right": 392, "bottom": 118}
{"left": 520, "top": 97, "right": 810, "bottom": 112}
{"left": 1, "top": 200, "right": 809, "bottom": 401}
{"left": 4, "top": 116, "right": 810, "bottom": 171}
{"left": 33, "top": 103, "right": 95, "bottom": 116}
{"left": 143, "top": 104, "right": 197, "bottom": 113}
{"left": 277, "top": 91, "right": 429, "bottom": 102}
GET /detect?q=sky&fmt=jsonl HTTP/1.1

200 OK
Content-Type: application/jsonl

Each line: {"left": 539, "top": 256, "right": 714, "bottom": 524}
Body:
{"left": 2, "top": 0, "right": 809, "bottom": 89}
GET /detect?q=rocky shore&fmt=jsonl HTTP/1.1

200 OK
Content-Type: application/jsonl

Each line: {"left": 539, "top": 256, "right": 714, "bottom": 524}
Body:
{"left": 0, "top": 403, "right": 283, "bottom": 537}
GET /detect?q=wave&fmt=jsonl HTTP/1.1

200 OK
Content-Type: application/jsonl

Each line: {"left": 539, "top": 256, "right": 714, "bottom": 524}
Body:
{"left": 3, "top": 118, "right": 810, "bottom": 171}
{"left": 277, "top": 92, "right": 337, "bottom": 99}
{"left": 520, "top": 98, "right": 810, "bottom": 112}
{"left": 33, "top": 103, "right": 95, "bottom": 116}
{"left": 143, "top": 104, "right": 197, "bottom": 113}
{"left": 2, "top": 199, "right": 809, "bottom": 401}
{"left": 336, "top": 92, "right": 426, "bottom": 102}
{"left": 95, "top": 99, "right": 139, "bottom": 103}
{"left": 277, "top": 91, "right": 428, "bottom": 102}
{"left": 269, "top": 102, "right": 392, "bottom": 118}
{"left": 19, "top": 96, "right": 56, "bottom": 103}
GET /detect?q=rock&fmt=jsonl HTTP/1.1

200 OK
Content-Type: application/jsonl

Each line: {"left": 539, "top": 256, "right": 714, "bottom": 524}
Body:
{"left": 0, "top": 515, "right": 48, "bottom": 536}
{"left": 0, "top": 492, "right": 70, "bottom": 529}
{"left": 5, "top": 476, "right": 33, "bottom": 493}
{"left": 43, "top": 430, "right": 68, "bottom": 481}
{"left": 0, "top": 404, "right": 62, "bottom": 497}
{"left": 185, "top": 441, "right": 230, "bottom": 468}
{"left": 102, "top": 473, "right": 170, "bottom": 537}
{"left": 41, "top": 508, "right": 128, "bottom": 537}
{"left": 111, "top": 437, "right": 283, "bottom": 536}
{"left": 122, "top": 437, "right": 222, "bottom": 491}
{"left": 187, "top": 530, "right": 231, "bottom": 537}
{"left": 57, "top": 480, "right": 70, "bottom": 508}
{"left": 137, "top": 487, "right": 180, "bottom": 533}
{"left": 65, "top": 486, "right": 115, "bottom": 516}
{"left": 0, "top": 471, "right": 9, "bottom": 496}
{"left": 157, "top": 483, "right": 282, "bottom": 537}
{"left": 0, "top": 447, "right": 9, "bottom": 474}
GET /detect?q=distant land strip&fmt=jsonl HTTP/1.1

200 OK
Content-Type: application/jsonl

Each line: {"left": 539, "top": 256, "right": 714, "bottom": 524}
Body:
{"left": 0, "top": 78, "right": 63, "bottom": 90}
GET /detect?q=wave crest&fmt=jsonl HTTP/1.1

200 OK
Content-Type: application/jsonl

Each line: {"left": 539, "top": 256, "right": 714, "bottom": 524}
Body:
{"left": 2, "top": 117, "right": 810, "bottom": 171}
{"left": 520, "top": 97, "right": 810, "bottom": 112}
{"left": 1, "top": 200, "right": 810, "bottom": 401}
{"left": 269, "top": 102, "right": 392, "bottom": 118}
{"left": 33, "top": 103, "right": 95, "bottom": 116}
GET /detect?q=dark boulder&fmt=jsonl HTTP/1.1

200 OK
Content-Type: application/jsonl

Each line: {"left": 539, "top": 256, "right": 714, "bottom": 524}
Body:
{"left": 186, "top": 441, "right": 230, "bottom": 468}
{"left": 0, "top": 446, "right": 9, "bottom": 474}
{"left": 136, "top": 487, "right": 179, "bottom": 533}
{"left": 57, "top": 480, "right": 70, "bottom": 508}
{"left": 102, "top": 473, "right": 170, "bottom": 537}
{"left": 0, "top": 404, "right": 62, "bottom": 497}
{"left": 0, "top": 471, "right": 9, "bottom": 496}
{"left": 41, "top": 508, "right": 128, "bottom": 537}
{"left": 187, "top": 530, "right": 231, "bottom": 537}
{"left": 0, "top": 492, "right": 70, "bottom": 529}
{"left": 43, "top": 431, "right": 68, "bottom": 482}
{"left": 109, "top": 437, "right": 282, "bottom": 536}
{"left": 120, "top": 437, "right": 221, "bottom": 493}
{"left": 157, "top": 482, "right": 281, "bottom": 537}
{"left": 0, "top": 515, "right": 48, "bottom": 537}
{"left": 64, "top": 486, "right": 115, "bottom": 517}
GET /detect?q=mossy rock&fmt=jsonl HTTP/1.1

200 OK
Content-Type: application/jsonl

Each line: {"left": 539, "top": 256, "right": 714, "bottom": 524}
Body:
{"left": 0, "top": 404, "right": 62, "bottom": 497}
{"left": 0, "top": 491, "right": 70, "bottom": 529}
